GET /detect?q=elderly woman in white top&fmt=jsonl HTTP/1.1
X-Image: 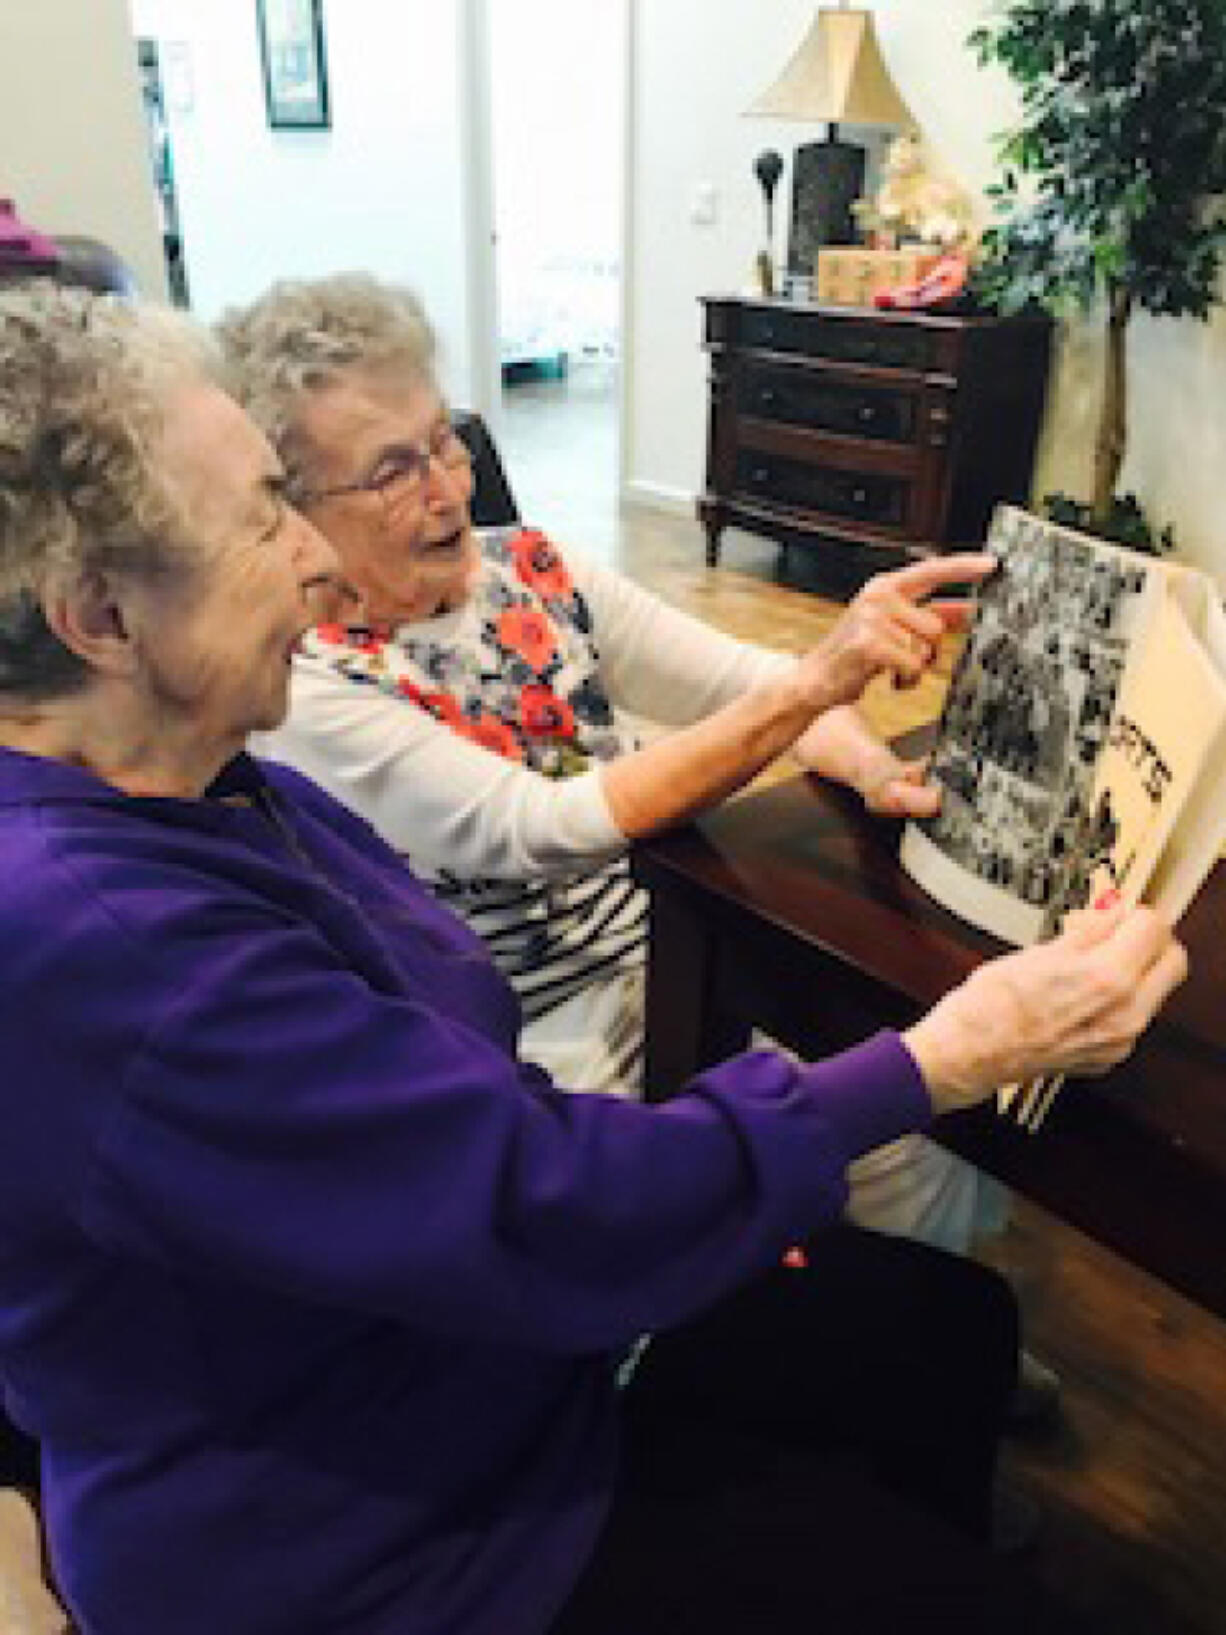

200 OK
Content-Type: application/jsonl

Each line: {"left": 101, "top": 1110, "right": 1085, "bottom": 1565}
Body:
{"left": 223, "top": 274, "right": 990, "bottom": 1250}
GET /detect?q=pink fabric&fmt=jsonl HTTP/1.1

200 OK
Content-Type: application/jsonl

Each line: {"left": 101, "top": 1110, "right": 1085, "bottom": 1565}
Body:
{"left": 0, "top": 199, "right": 60, "bottom": 264}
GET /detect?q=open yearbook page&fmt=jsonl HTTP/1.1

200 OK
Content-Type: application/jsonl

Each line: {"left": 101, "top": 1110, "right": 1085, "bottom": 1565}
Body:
{"left": 901, "top": 505, "right": 1226, "bottom": 946}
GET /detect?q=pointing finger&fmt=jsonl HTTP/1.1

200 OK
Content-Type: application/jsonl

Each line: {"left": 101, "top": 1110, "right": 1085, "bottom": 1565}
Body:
{"left": 869, "top": 552, "right": 997, "bottom": 603}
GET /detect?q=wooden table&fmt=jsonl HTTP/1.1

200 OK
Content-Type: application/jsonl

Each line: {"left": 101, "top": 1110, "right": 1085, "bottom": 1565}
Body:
{"left": 632, "top": 770, "right": 1226, "bottom": 1319}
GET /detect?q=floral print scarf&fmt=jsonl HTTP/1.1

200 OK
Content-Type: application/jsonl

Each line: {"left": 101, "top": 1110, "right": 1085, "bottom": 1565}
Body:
{"left": 300, "top": 527, "right": 634, "bottom": 777}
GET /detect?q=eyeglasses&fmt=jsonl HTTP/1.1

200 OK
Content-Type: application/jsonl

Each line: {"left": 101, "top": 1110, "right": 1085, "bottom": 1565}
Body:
{"left": 291, "top": 421, "right": 472, "bottom": 514}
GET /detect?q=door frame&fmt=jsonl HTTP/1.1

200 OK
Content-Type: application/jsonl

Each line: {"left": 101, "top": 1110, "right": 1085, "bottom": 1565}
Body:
{"left": 459, "top": 0, "right": 635, "bottom": 481}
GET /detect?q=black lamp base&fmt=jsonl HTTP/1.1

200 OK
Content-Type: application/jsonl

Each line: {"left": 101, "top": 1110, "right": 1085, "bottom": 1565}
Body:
{"left": 788, "top": 136, "right": 867, "bottom": 275}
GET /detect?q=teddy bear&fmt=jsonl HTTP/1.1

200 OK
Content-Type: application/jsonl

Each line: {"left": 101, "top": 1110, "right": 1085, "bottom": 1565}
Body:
{"left": 856, "top": 135, "right": 975, "bottom": 250}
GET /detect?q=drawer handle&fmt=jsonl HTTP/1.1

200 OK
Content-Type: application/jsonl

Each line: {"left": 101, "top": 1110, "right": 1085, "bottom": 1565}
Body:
{"left": 757, "top": 388, "right": 778, "bottom": 409}
{"left": 760, "top": 324, "right": 776, "bottom": 345}
{"left": 856, "top": 403, "right": 878, "bottom": 425}
{"left": 751, "top": 465, "right": 771, "bottom": 486}
{"left": 851, "top": 485, "right": 869, "bottom": 507}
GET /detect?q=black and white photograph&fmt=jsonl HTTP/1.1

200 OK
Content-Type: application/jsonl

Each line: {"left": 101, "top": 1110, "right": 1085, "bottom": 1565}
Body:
{"left": 918, "top": 506, "right": 1153, "bottom": 922}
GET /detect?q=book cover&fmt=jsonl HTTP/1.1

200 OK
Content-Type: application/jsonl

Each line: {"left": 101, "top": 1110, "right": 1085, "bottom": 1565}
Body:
{"left": 900, "top": 505, "right": 1226, "bottom": 946}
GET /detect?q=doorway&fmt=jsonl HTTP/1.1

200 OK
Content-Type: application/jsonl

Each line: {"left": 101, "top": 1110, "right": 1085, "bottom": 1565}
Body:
{"left": 485, "top": 0, "right": 629, "bottom": 559}
{"left": 136, "top": 37, "right": 191, "bottom": 307}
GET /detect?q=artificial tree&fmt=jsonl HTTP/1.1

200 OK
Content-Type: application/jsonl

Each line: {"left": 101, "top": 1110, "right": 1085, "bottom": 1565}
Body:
{"left": 969, "top": 0, "right": 1226, "bottom": 545}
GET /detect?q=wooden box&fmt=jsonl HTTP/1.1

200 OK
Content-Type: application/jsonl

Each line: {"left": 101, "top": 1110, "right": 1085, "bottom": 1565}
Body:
{"left": 815, "top": 247, "right": 941, "bottom": 308}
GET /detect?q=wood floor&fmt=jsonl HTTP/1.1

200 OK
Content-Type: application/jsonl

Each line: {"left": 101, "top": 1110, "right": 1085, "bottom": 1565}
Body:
{"left": 611, "top": 504, "right": 1226, "bottom": 1635}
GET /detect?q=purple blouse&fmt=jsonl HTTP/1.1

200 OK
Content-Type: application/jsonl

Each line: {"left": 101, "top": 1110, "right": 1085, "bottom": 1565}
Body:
{"left": 0, "top": 746, "right": 929, "bottom": 1633}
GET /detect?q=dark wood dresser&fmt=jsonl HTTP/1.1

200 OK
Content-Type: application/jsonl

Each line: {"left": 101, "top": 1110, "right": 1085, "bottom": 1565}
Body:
{"left": 698, "top": 296, "right": 1051, "bottom": 578}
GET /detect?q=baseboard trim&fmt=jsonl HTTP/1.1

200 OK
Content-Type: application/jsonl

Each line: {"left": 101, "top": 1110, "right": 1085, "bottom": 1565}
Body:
{"left": 621, "top": 479, "right": 695, "bottom": 517}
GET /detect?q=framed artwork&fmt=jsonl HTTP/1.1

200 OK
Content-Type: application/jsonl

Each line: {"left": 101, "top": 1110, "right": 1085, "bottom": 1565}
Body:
{"left": 257, "top": 0, "right": 330, "bottom": 130}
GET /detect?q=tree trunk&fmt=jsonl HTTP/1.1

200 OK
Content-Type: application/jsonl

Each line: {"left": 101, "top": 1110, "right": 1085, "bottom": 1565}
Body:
{"left": 1092, "top": 283, "right": 1133, "bottom": 525}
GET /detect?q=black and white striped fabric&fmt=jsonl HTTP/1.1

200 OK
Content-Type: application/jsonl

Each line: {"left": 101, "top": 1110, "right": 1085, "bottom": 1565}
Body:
{"left": 435, "top": 855, "right": 648, "bottom": 1025}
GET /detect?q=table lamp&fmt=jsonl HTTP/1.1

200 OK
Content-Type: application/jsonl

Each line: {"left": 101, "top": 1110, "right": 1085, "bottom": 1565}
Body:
{"left": 745, "top": 5, "right": 915, "bottom": 277}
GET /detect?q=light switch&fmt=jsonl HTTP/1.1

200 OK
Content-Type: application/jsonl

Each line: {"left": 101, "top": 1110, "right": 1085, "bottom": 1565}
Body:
{"left": 690, "top": 183, "right": 719, "bottom": 227}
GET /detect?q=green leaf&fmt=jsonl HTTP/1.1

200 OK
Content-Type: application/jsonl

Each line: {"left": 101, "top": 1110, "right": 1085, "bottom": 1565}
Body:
{"left": 968, "top": 0, "right": 1226, "bottom": 484}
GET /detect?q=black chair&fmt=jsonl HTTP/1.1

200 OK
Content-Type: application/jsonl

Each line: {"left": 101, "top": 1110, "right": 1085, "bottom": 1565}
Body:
{"left": 0, "top": 233, "right": 138, "bottom": 298}
{"left": 453, "top": 411, "right": 519, "bottom": 527}
{"left": 51, "top": 234, "right": 139, "bottom": 298}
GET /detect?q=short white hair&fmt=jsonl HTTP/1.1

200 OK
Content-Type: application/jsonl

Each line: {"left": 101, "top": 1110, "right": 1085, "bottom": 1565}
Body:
{"left": 0, "top": 281, "right": 219, "bottom": 698}
{"left": 216, "top": 273, "right": 437, "bottom": 480}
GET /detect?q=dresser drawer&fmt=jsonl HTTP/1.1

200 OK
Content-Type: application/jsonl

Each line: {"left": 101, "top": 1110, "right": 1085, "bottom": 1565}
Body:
{"left": 738, "top": 364, "right": 917, "bottom": 445}
{"left": 699, "top": 297, "right": 1051, "bottom": 574}
{"left": 735, "top": 305, "right": 933, "bottom": 371}
{"left": 735, "top": 449, "right": 908, "bottom": 530}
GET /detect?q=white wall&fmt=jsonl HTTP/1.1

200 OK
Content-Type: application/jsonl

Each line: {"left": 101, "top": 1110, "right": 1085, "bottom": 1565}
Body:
{"left": 128, "top": 0, "right": 479, "bottom": 405}
{"left": 627, "top": 0, "right": 1226, "bottom": 582}
{"left": 0, "top": 0, "right": 166, "bottom": 298}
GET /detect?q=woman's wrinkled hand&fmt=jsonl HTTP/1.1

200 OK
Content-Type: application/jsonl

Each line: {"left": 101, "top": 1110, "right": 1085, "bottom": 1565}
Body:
{"left": 854, "top": 747, "right": 939, "bottom": 819}
{"left": 902, "top": 903, "right": 1188, "bottom": 1114}
{"left": 791, "top": 712, "right": 941, "bottom": 816}
{"left": 798, "top": 553, "right": 996, "bottom": 709}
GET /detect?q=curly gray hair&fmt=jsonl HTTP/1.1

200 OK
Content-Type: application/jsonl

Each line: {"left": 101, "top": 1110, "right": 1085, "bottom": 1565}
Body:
{"left": 216, "top": 274, "right": 437, "bottom": 481}
{"left": 0, "top": 282, "right": 217, "bottom": 698}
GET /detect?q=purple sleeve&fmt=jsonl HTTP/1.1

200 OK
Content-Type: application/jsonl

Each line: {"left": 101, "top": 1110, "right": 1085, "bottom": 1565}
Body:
{"left": 85, "top": 910, "right": 930, "bottom": 1355}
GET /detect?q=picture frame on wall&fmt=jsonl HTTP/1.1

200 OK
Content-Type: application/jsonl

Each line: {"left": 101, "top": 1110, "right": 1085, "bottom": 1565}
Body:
{"left": 257, "top": 0, "right": 330, "bottom": 130}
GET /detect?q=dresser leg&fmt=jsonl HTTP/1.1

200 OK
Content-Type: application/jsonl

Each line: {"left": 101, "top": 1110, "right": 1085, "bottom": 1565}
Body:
{"left": 703, "top": 522, "right": 722, "bottom": 567}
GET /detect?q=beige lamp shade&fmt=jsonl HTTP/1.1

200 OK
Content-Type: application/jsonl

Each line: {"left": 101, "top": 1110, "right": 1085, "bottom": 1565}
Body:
{"left": 746, "top": 8, "right": 914, "bottom": 129}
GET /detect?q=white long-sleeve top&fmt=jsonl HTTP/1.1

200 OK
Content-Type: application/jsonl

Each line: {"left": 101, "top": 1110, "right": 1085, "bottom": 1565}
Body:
{"left": 258, "top": 546, "right": 795, "bottom": 886}
{"left": 255, "top": 532, "right": 792, "bottom": 1094}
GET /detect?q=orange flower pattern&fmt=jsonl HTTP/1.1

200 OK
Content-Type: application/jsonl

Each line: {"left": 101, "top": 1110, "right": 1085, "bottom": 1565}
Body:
{"left": 299, "top": 526, "right": 631, "bottom": 778}
{"left": 511, "top": 529, "right": 574, "bottom": 601}
{"left": 519, "top": 685, "right": 575, "bottom": 739}
{"left": 496, "top": 605, "right": 556, "bottom": 673}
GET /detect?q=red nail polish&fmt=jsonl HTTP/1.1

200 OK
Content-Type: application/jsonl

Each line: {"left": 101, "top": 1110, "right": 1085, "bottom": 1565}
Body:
{"left": 782, "top": 1246, "right": 808, "bottom": 1270}
{"left": 1093, "top": 888, "right": 1121, "bottom": 911}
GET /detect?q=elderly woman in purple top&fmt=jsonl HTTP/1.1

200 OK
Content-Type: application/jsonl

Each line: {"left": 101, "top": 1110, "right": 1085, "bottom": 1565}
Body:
{"left": 0, "top": 282, "right": 1184, "bottom": 1635}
